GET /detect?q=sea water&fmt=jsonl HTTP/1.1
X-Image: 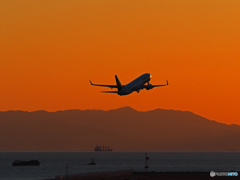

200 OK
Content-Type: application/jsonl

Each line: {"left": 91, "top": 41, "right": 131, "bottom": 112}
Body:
{"left": 0, "top": 152, "right": 239, "bottom": 180}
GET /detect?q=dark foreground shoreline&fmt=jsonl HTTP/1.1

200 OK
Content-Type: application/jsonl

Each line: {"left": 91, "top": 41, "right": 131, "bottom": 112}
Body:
{"left": 45, "top": 170, "right": 238, "bottom": 180}
{"left": 133, "top": 172, "right": 238, "bottom": 179}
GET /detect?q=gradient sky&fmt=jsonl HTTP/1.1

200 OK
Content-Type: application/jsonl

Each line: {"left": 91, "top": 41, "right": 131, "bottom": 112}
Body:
{"left": 1, "top": 0, "right": 240, "bottom": 125}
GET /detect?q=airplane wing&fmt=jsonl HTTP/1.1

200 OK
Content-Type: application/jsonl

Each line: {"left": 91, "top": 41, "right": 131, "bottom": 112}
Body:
{"left": 152, "top": 80, "right": 169, "bottom": 87}
{"left": 101, "top": 91, "right": 119, "bottom": 93}
{"left": 89, "top": 80, "right": 118, "bottom": 88}
{"left": 143, "top": 80, "right": 169, "bottom": 90}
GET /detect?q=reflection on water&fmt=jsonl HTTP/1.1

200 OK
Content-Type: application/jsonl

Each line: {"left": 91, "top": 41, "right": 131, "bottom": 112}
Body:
{"left": 0, "top": 152, "right": 239, "bottom": 180}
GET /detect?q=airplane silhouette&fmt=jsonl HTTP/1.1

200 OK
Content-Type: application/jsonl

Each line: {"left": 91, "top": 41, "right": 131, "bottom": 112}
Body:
{"left": 90, "top": 73, "right": 168, "bottom": 96}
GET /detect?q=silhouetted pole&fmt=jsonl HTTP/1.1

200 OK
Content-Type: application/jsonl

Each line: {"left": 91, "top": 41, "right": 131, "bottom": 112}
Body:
{"left": 66, "top": 165, "right": 69, "bottom": 179}
{"left": 145, "top": 153, "right": 149, "bottom": 173}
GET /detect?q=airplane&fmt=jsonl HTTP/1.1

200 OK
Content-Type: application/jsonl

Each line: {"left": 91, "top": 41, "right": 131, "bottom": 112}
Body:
{"left": 89, "top": 73, "right": 168, "bottom": 96}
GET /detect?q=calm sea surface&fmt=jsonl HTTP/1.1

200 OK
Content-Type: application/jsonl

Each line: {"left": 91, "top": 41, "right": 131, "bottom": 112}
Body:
{"left": 0, "top": 152, "right": 239, "bottom": 180}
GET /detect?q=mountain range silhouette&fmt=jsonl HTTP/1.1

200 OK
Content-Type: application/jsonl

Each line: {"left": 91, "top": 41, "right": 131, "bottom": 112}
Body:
{"left": 0, "top": 107, "right": 239, "bottom": 151}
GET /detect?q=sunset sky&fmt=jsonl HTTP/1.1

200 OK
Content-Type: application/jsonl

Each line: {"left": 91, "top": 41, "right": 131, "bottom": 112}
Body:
{"left": 1, "top": 0, "right": 240, "bottom": 125}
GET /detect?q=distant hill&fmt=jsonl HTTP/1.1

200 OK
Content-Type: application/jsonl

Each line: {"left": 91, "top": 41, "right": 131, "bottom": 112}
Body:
{"left": 0, "top": 107, "right": 239, "bottom": 151}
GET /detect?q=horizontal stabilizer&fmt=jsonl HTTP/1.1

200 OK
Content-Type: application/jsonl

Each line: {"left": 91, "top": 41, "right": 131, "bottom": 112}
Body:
{"left": 101, "top": 91, "right": 119, "bottom": 93}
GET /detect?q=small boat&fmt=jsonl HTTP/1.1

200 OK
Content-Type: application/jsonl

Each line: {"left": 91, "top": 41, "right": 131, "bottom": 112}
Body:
{"left": 88, "top": 158, "right": 96, "bottom": 165}
{"left": 12, "top": 160, "right": 40, "bottom": 166}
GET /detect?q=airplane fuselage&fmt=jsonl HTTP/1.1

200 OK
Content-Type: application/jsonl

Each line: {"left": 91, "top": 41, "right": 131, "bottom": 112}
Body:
{"left": 118, "top": 73, "right": 151, "bottom": 95}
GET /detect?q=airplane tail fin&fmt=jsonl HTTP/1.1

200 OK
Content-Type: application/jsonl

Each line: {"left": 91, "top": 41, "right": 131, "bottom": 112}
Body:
{"left": 115, "top": 75, "right": 122, "bottom": 91}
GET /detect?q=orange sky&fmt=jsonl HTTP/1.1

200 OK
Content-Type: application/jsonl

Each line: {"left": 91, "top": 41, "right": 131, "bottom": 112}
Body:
{"left": 1, "top": 0, "right": 240, "bottom": 125}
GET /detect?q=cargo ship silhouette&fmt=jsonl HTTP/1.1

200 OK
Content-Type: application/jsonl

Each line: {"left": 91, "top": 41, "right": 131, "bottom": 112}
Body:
{"left": 12, "top": 160, "right": 40, "bottom": 166}
{"left": 94, "top": 145, "right": 113, "bottom": 151}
